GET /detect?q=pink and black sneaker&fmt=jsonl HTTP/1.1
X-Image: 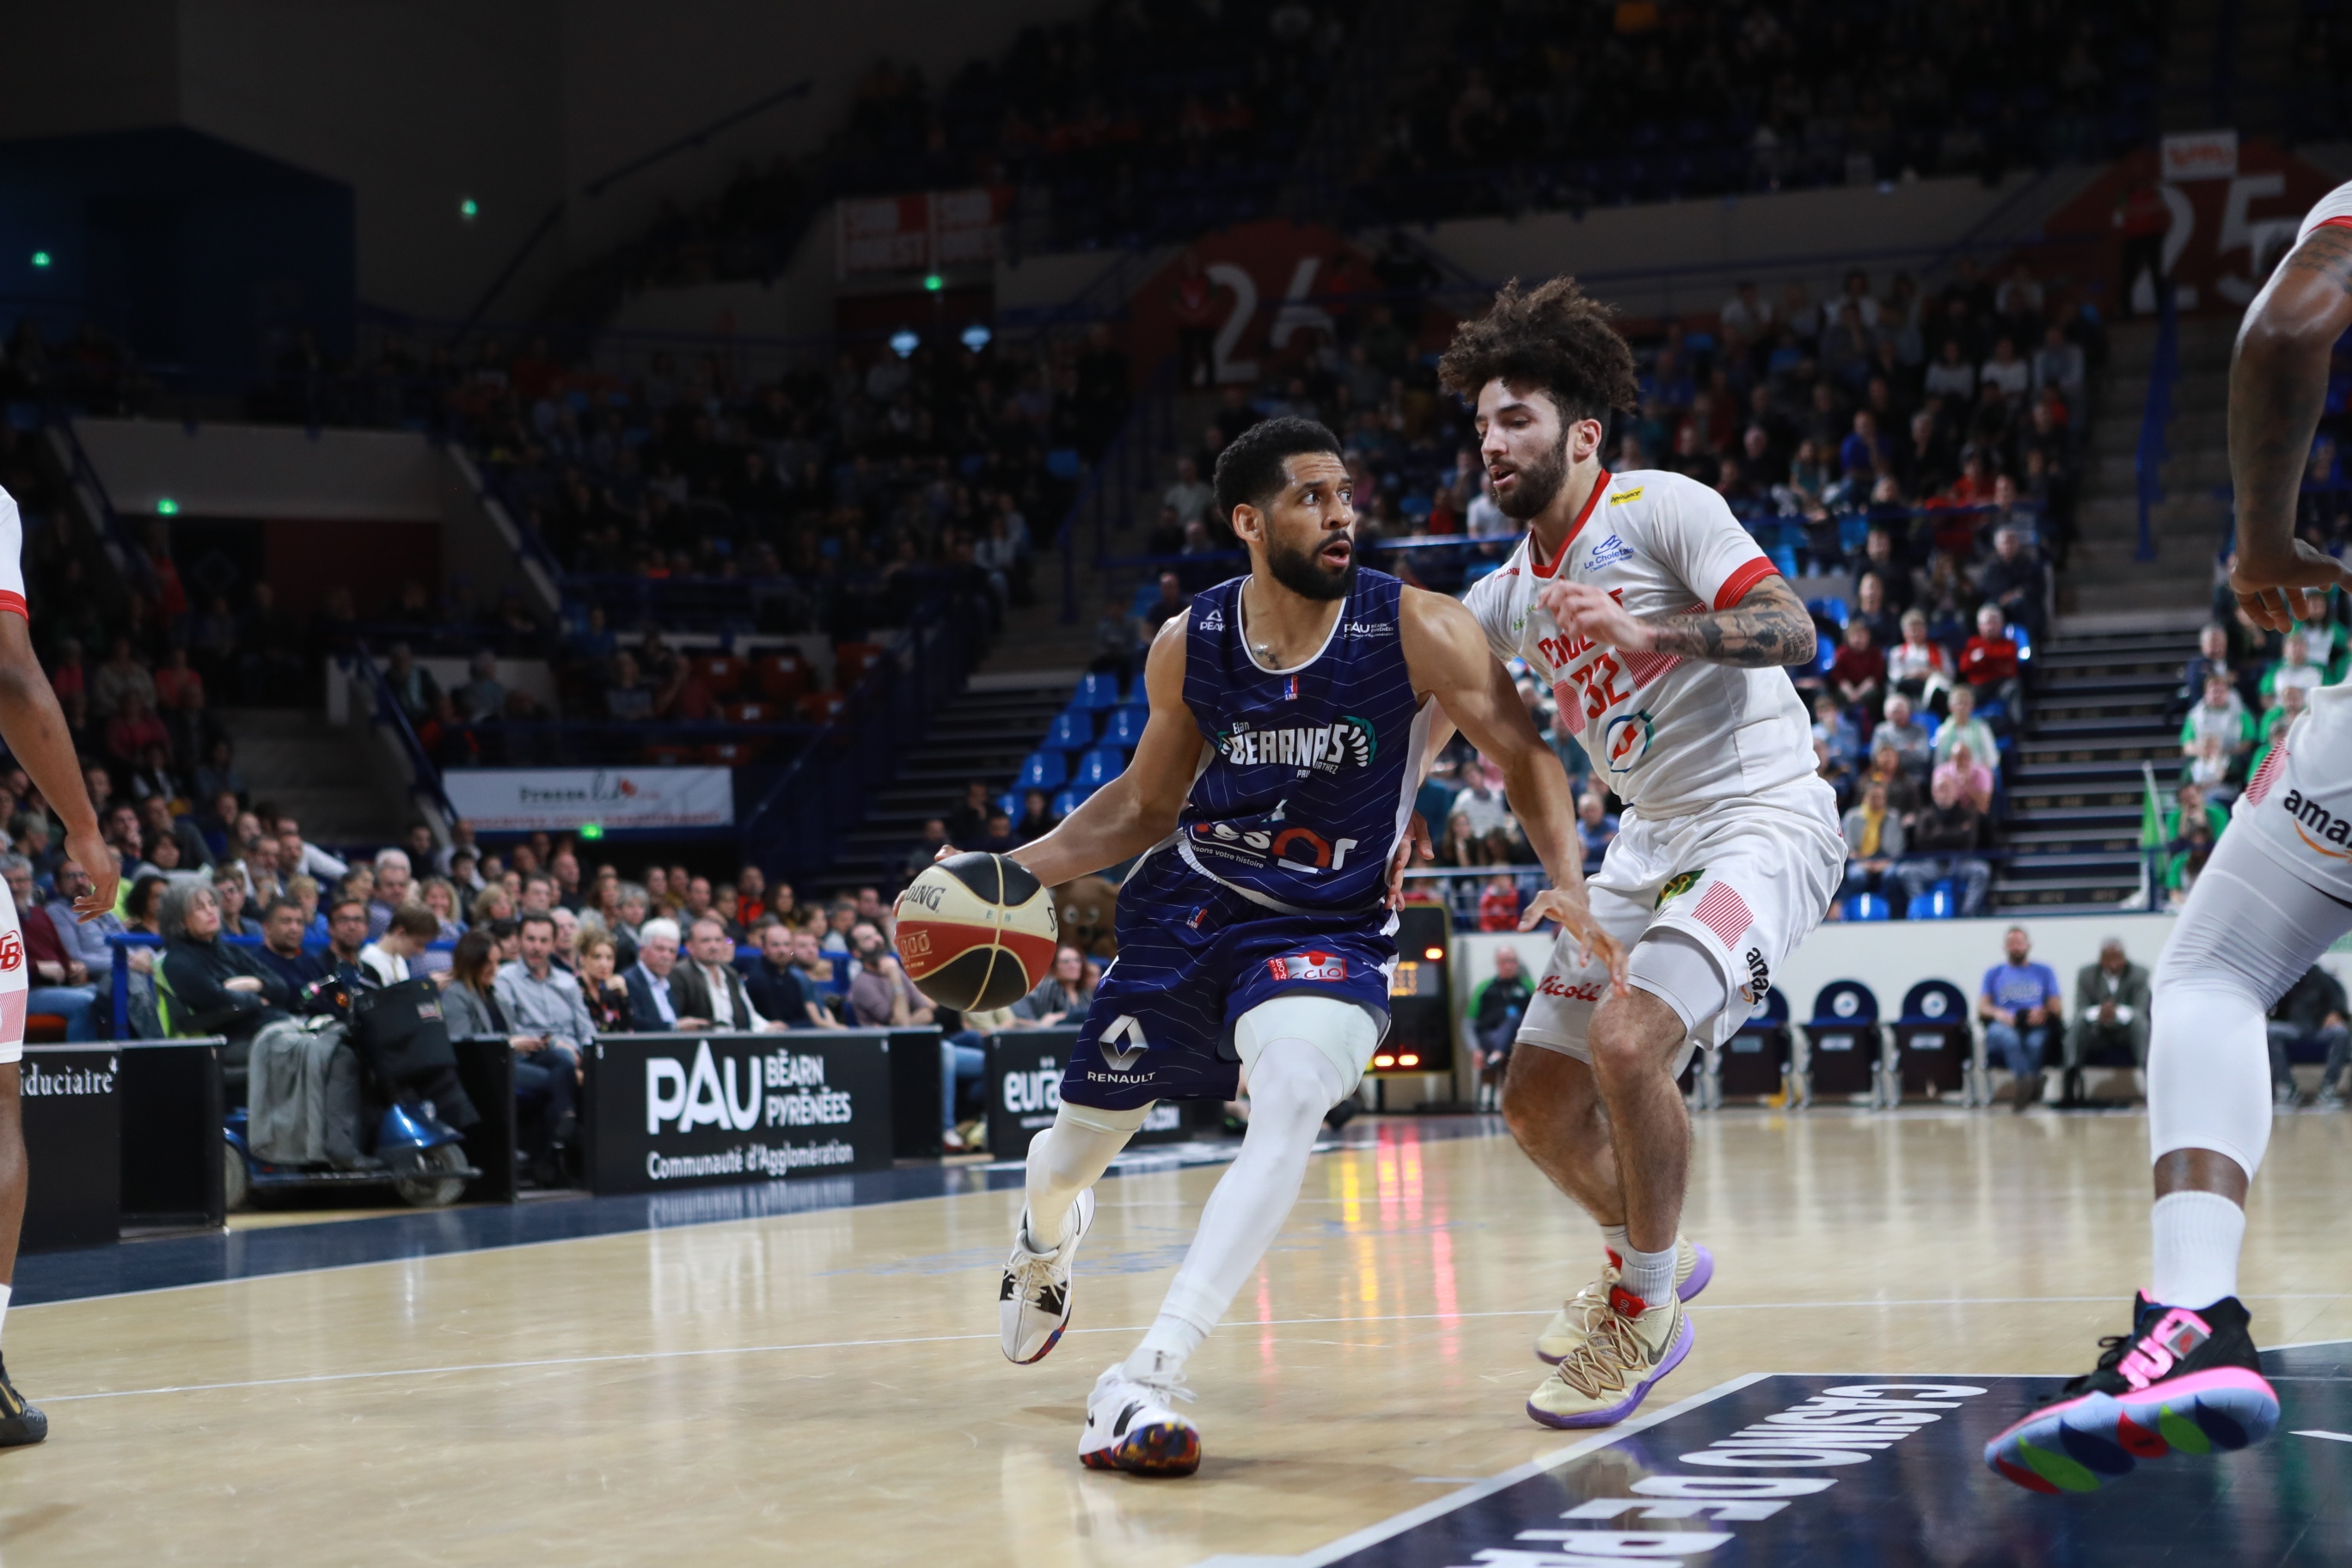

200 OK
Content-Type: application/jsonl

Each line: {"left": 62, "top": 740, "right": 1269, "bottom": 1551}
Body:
{"left": 1984, "top": 1293, "right": 2280, "bottom": 1494}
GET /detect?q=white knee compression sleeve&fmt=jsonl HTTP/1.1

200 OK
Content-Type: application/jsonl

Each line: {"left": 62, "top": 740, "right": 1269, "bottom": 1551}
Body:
{"left": 1023, "top": 1099, "right": 1148, "bottom": 1250}
{"left": 1234, "top": 992, "right": 1382, "bottom": 1097}
{"left": 2148, "top": 834, "right": 2352, "bottom": 1177}
{"left": 1625, "top": 928, "right": 1726, "bottom": 1077}
{"left": 1135, "top": 1028, "right": 1355, "bottom": 1371}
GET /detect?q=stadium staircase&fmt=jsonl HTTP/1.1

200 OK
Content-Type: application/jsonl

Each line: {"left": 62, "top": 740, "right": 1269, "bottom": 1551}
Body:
{"left": 2064, "top": 315, "right": 2233, "bottom": 616}
{"left": 1995, "top": 620, "right": 2199, "bottom": 913}
{"left": 818, "top": 676, "right": 1074, "bottom": 892}
{"left": 223, "top": 707, "right": 416, "bottom": 849}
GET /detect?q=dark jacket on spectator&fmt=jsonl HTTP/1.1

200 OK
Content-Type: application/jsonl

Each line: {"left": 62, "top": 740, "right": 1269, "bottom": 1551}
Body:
{"left": 161, "top": 936, "right": 292, "bottom": 1051}
{"left": 624, "top": 963, "right": 679, "bottom": 1032}
{"left": 744, "top": 959, "right": 817, "bottom": 1027}
{"left": 254, "top": 944, "right": 328, "bottom": 999}
{"left": 1909, "top": 799, "right": 1986, "bottom": 852}
{"left": 2270, "top": 967, "right": 2349, "bottom": 1036}
{"left": 672, "top": 959, "right": 761, "bottom": 1031}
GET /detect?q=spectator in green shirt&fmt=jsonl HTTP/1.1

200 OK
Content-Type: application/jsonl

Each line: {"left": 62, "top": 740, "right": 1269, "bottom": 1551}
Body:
{"left": 1467, "top": 946, "right": 1534, "bottom": 1110}
{"left": 2178, "top": 672, "right": 2253, "bottom": 782}
{"left": 1932, "top": 684, "right": 1998, "bottom": 769}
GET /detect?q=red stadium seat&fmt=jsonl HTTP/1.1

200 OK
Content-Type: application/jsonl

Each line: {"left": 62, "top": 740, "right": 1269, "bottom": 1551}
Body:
{"left": 799, "top": 691, "right": 848, "bottom": 723}
{"left": 691, "top": 654, "right": 745, "bottom": 696}
{"left": 756, "top": 654, "right": 809, "bottom": 703}
{"left": 834, "top": 642, "right": 883, "bottom": 689}
{"left": 641, "top": 744, "right": 695, "bottom": 766}
{"left": 725, "top": 701, "right": 776, "bottom": 725}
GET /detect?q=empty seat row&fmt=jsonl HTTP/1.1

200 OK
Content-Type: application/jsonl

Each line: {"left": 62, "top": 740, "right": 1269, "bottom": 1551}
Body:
{"left": 1694, "top": 978, "right": 1985, "bottom": 1110}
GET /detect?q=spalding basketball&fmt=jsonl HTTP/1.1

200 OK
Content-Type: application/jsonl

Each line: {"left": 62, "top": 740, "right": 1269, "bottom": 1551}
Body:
{"left": 894, "top": 852, "right": 1060, "bottom": 1011}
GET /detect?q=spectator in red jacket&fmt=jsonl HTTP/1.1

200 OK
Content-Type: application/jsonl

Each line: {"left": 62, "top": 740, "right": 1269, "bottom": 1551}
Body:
{"left": 1959, "top": 603, "right": 2025, "bottom": 727}
{"left": 1828, "top": 620, "right": 1887, "bottom": 723}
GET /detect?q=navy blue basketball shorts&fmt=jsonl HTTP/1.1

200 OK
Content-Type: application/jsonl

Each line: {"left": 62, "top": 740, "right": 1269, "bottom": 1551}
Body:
{"left": 1059, "top": 861, "right": 1395, "bottom": 1113}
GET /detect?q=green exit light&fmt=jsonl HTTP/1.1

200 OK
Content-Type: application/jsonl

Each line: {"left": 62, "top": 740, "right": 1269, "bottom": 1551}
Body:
{"left": 459, "top": 197, "right": 479, "bottom": 220}
{"left": 29, "top": 251, "right": 49, "bottom": 269}
{"left": 156, "top": 498, "right": 180, "bottom": 516}
{"left": 923, "top": 273, "right": 943, "bottom": 291}
{"left": 579, "top": 822, "right": 603, "bottom": 841}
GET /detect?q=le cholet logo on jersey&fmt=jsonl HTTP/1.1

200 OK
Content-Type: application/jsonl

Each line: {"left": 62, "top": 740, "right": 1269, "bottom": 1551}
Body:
{"left": 1584, "top": 533, "right": 1635, "bottom": 570}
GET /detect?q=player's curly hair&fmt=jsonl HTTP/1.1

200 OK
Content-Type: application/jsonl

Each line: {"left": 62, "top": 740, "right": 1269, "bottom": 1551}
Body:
{"left": 1436, "top": 275, "right": 1639, "bottom": 426}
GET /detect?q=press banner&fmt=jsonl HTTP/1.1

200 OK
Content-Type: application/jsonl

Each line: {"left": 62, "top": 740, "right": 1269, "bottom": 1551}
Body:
{"left": 442, "top": 768, "right": 734, "bottom": 832}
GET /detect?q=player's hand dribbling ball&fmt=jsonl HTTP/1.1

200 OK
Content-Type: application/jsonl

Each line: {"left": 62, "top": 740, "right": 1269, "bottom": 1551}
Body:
{"left": 894, "top": 852, "right": 1060, "bottom": 1011}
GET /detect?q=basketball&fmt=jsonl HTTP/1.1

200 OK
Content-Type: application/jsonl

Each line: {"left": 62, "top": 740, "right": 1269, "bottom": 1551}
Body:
{"left": 894, "top": 852, "right": 1060, "bottom": 1011}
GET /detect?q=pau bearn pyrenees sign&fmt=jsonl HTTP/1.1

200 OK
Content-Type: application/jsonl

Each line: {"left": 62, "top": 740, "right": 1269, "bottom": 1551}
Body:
{"left": 589, "top": 1030, "right": 893, "bottom": 1194}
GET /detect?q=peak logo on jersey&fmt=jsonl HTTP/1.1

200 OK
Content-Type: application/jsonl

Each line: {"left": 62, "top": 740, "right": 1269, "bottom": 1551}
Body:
{"left": 1197, "top": 608, "right": 1226, "bottom": 630}
{"left": 1585, "top": 533, "right": 1635, "bottom": 570}
{"left": 1654, "top": 867, "right": 1706, "bottom": 909}
{"left": 1602, "top": 709, "right": 1653, "bottom": 775}
{"left": 1341, "top": 620, "right": 1395, "bottom": 639}
{"left": 1537, "top": 976, "right": 1605, "bottom": 1002}
{"left": 1214, "top": 715, "right": 1375, "bottom": 773}
{"left": 1266, "top": 951, "right": 1347, "bottom": 983}
{"left": 2281, "top": 788, "right": 2352, "bottom": 855}
{"left": 1606, "top": 487, "right": 1645, "bottom": 506}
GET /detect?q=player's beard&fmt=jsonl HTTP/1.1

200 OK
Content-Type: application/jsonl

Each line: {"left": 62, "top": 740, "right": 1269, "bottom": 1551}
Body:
{"left": 1264, "top": 530, "right": 1357, "bottom": 601}
{"left": 1494, "top": 426, "right": 1571, "bottom": 520}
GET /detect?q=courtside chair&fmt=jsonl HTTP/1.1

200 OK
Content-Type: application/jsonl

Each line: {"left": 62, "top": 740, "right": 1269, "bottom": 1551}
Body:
{"left": 1712, "top": 984, "right": 1792, "bottom": 1107}
{"left": 1891, "top": 979, "right": 1976, "bottom": 1105}
{"left": 1798, "top": 980, "right": 1888, "bottom": 1109}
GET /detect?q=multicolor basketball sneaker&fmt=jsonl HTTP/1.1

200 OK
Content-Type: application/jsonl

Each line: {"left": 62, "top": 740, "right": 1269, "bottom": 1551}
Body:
{"left": 1536, "top": 1235, "right": 1714, "bottom": 1363}
{"left": 1984, "top": 1294, "right": 2280, "bottom": 1494}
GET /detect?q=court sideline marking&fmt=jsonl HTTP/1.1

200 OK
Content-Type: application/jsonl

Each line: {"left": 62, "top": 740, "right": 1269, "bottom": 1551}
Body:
{"left": 35, "top": 1300, "right": 2346, "bottom": 1406}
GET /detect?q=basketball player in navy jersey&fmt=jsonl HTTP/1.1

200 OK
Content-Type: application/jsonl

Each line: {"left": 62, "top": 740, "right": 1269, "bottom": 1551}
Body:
{"left": 995, "top": 417, "right": 1621, "bottom": 1475}
{"left": 0, "top": 486, "right": 119, "bottom": 1444}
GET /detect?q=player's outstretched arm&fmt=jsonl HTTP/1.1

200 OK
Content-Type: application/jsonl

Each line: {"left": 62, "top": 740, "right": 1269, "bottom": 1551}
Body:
{"left": 1400, "top": 589, "right": 1627, "bottom": 992}
{"left": 1537, "top": 573, "right": 1814, "bottom": 669}
{"left": 1009, "top": 616, "right": 1204, "bottom": 888}
{"left": 2228, "top": 223, "right": 2352, "bottom": 631}
{"left": 0, "top": 615, "right": 112, "bottom": 919}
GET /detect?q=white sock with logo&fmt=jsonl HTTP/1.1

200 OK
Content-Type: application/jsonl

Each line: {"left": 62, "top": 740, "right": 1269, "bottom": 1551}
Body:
{"left": 2149, "top": 1190, "right": 2245, "bottom": 1311}
{"left": 1617, "top": 1243, "right": 1676, "bottom": 1312}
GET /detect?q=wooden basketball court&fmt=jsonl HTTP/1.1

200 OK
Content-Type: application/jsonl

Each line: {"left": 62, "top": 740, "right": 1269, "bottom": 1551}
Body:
{"left": 3, "top": 1109, "right": 2349, "bottom": 1565}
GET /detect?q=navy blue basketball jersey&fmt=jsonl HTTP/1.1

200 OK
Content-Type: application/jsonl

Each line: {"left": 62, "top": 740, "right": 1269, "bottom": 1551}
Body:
{"left": 1166, "top": 567, "right": 1430, "bottom": 915}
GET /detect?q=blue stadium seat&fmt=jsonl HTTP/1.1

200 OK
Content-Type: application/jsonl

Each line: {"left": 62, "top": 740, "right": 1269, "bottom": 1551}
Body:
{"left": 2012, "top": 625, "right": 2033, "bottom": 663}
{"left": 1075, "top": 672, "right": 1124, "bottom": 709}
{"left": 1843, "top": 893, "right": 1892, "bottom": 921}
{"left": 1102, "top": 704, "right": 1148, "bottom": 749}
{"left": 1050, "top": 784, "right": 1093, "bottom": 817}
{"left": 1905, "top": 880, "right": 1957, "bottom": 920}
{"left": 1018, "top": 751, "right": 1067, "bottom": 791}
{"left": 1046, "top": 709, "right": 1095, "bottom": 751}
{"left": 1919, "top": 712, "right": 1940, "bottom": 744}
{"left": 1718, "top": 985, "right": 1792, "bottom": 1100}
{"left": 1801, "top": 979, "right": 1886, "bottom": 1104}
{"left": 1770, "top": 543, "right": 1800, "bottom": 579}
{"left": 995, "top": 792, "right": 1020, "bottom": 822}
{"left": 1075, "top": 748, "right": 1124, "bottom": 789}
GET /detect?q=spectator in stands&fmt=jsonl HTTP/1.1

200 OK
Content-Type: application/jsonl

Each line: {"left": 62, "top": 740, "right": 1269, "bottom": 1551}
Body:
{"left": 1467, "top": 946, "right": 1533, "bottom": 1109}
{"left": 1012, "top": 945, "right": 1093, "bottom": 1026}
{"left": 2268, "top": 965, "right": 2349, "bottom": 1110}
{"left": 946, "top": 781, "right": 993, "bottom": 847}
{"left": 2181, "top": 624, "right": 2236, "bottom": 707}
{"left": 1933, "top": 684, "right": 1998, "bottom": 768}
{"left": 2264, "top": 632, "right": 2324, "bottom": 709}
{"left": 1979, "top": 926, "right": 2064, "bottom": 1111}
{"left": 603, "top": 653, "right": 654, "bottom": 720}
{"left": 847, "top": 930, "right": 929, "bottom": 1030}
{"left": 383, "top": 644, "right": 438, "bottom": 726}
{"left": 366, "top": 848, "right": 412, "bottom": 938}
{"left": 322, "top": 897, "right": 370, "bottom": 987}
{"left": 1873, "top": 694, "right": 1932, "bottom": 781}
{"left": 276, "top": 817, "right": 348, "bottom": 882}
{"left": 141, "top": 794, "right": 209, "bottom": 870}
{"left": 728, "top": 865, "right": 767, "bottom": 929}
{"left": 902, "top": 818, "right": 952, "bottom": 879}
{"left": 2067, "top": 936, "right": 2151, "bottom": 1091}
{"left": 674, "top": 916, "right": 781, "bottom": 1032}
{"left": 357, "top": 903, "right": 438, "bottom": 987}
{"left": 1574, "top": 793, "right": 1617, "bottom": 874}
{"left": 455, "top": 652, "right": 505, "bottom": 722}
{"left": 2180, "top": 672, "right": 2254, "bottom": 788}
{"left": 745, "top": 921, "right": 836, "bottom": 1030}
{"left": 1812, "top": 694, "right": 1864, "bottom": 769}
{"left": 495, "top": 911, "right": 594, "bottom": 1063}
{"left": 159, "top": 880, "right": 300, "bottom": 1106}
{"left": 1933, "top": 736, "right": 1995, "bottom": 816}
{"left": 1140, "top": 572, "right": 1190, "bottom": 636}
{"left": 1165, "top": 456, "right": 1212, "bottom": 528}
{"left": 573, "top": 930, "right": 632, "bottom": 1035}
{"left": 1975, "top": 527, "right": 2047, "bottom": 643}
{"left": 1885, "top": 609, "right": 1954, "bottom": 713}
{"left": 1828, "top": 621, "right": 1886, "bottom": 720}
{"left": 1478, "top": 873, "right": 1522, "bottom": 931}
{"left": 212, "top": 863, "right": 260, "bottom": 938}
{"left": 89, "top": 634, "right": 155, "bottom": 720}
{"left": 1014, "top": 791, "right": 1058, "bottom": 844}
{"left": 5, "top": 855, "right": 95, "bottom": 1040}
{"left": 623, "top": 916, "right": 690, "bottom": 1031}
{"left": 1839, "top": 777, "right": 1904, "bottom": 905}
{"left": 1958, "top": 603, "right": 2025, "bottom": 725}
{"left": 254, "top": 897, "right": 324, "bottom": 995}
{"left": 104, "top": 694, "right": 168, "bottom": 771}
{"left": 1900, "top": 769, "right": 1992, "bottom": 916}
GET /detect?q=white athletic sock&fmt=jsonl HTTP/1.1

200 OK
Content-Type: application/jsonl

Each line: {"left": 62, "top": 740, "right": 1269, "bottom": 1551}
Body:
{"left": 1130, "top": 1038, "right": 1344, "bottom": 1375}
{"left": 1022, "top": 1107, "right": 1136, "bottom": 1252}
{"left": 0, "top": 1281, "right": 11, "bottom": 1346}
{"left": 2150, "top": 1190, "right": 2245, "bottom": 1311}
{"left": 1600, "top": 1222, "right": 1631, "bottom": 1265}
{"left": 1618, "top": 1243, "right": 1676, "bottom": 1311}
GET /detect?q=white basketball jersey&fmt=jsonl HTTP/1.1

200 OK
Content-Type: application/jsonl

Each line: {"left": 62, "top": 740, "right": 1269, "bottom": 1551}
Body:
{"left": 0, "top": 485, "right": 25, "bottom": 621}
{"left": 2297, "top": 178, "right": 2352, "bottom": 245}
{"left": 1462, "top": 468, "right": 1822, "bottom": 818}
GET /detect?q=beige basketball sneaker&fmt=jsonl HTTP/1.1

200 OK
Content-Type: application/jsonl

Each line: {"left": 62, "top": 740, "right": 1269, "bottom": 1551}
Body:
{"left": 1526, "top": 1282, "right": 1694, "bottom": 1429}
{"left": 1534, "top": 1235, "right": 1713, "bottom": 1363}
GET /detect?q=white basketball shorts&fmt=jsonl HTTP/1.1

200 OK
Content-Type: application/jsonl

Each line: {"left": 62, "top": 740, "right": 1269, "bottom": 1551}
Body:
{"left": 2228, "top": 682, "right": 2352, "bottom": 903}
{"left": 0, "top": 874, "right": 27, "bottom": 1063}
{"left": 1518, "top": 780, "right": 1843, "bottom": 1076}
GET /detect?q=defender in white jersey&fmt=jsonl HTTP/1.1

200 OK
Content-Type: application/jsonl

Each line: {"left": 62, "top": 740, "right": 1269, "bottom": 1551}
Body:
{"left": 0, "top": 486, "right": 119, "bottom": 1447}
{"left": 1430, "top": 279, "right": 1840, "bottom": 1430}
{"left": 1986, "top": 184, "right": 2352, "bottom": 1495}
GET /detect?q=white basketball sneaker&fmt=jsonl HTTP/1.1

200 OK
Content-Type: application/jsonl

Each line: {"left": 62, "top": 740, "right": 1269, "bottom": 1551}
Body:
{"left": 1079, "top": 1353, "right": 1202, "bottom": 1476}
{"left": 1535, "top": 1235, "right": 1713, "bottom": 1363}
{"left": 999, "top": 1189, "right": 1095, "bottom": 1364}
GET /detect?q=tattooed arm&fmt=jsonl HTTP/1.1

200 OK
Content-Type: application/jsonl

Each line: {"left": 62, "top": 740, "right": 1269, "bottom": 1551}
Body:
{"left": 1537, "top": 573, "right": 1817, "bottom": 668}
{"left": 2227, "top": 221, "right": 2352, "bottom": 631}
